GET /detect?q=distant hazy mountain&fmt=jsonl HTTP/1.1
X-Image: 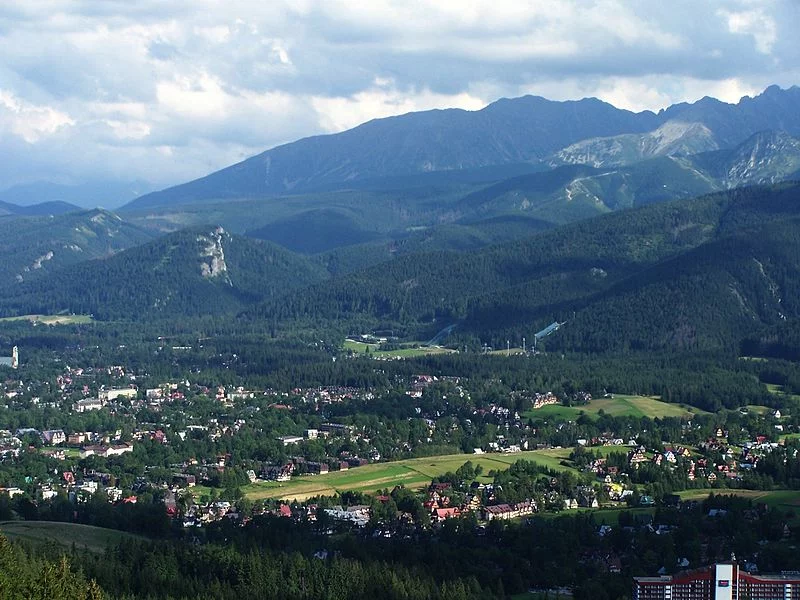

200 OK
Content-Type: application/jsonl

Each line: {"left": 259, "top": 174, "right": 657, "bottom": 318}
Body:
{"left": 690, "top": 130, "right": 800, "bottom": 187}
{"left": 550, "top": 121, "right": 719, "bottom": 167}
{"left": 125, "top": 85, "right": 800, "bottom": 211}
{"left": 0, "top": 180, "right": 156, "bottom": 209}
{"left": 0, "top": 200, "right": 80, "bottom": 217}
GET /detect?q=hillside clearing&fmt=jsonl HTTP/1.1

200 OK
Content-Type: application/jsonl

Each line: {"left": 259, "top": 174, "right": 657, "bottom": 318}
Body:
{"left": 676, "top": 489, "right": 800, "bottom": 509}
{"left": 0, "top": 520, "right": 144, "bottom": 553}
{"left": 523, "top": 394, "right": 703, "bottom": 420}
{"left": 0, "top": 314, "right": 93, "bottom": 325}
{"left": 240, "top": 448, "right": 583, "bottom": 502}
{"left": 342, "top": 339, "right": 455, "bottom": 358}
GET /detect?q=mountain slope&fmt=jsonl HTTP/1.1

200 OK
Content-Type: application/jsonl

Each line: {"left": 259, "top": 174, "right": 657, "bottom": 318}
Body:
{"left": 124, "top": 86, "right": 800, "bottom": 212}
{"left": 124, "top": 96, "right": 660, "bottom": 210}
{"left": 452, "top": 157, "right": 717, "bottom": 223}
{"left": 0, "top": 200, "right": 80, "bottom": 217}
{"left": 538, "top": 219, "right": 800, "bottom": 353}
{"left": 689, "top": 130, "right": 800, "bottom": 187}
{"left": 551, "top": 121, "right": 719, "bottom": 168}
{"left": 454, "top": 133, "right": 800, "bottom": 225}
{"left": 0, "top": 227, "right": 328, "bottom": 319}
{"left": 0, "top": 209, "right": 154, "bottom": 286}
{"left": 0, "top": 180, "right": 156, "bottom": 209}
{"left": 250, "top": 182, "right": 800, "bottom": 350}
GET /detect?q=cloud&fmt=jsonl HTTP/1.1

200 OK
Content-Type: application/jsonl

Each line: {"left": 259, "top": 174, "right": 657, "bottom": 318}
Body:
{"left": 0, "top": 0, "right": 797, "bottom": 192}
{"left": 719, "top": 7, "right": 777, "bottom": 54}
{"left": 0, "top": 90, "right": 74, "bottom": 142}
{"left": 311, "top": 81, "right": 486, "bottom": 132}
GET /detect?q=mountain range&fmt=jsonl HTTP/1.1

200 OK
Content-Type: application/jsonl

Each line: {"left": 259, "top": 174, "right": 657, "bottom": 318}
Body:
{"left": 2, "top": 85, "right": 800, "bottom": 355}
{"left": 108, "top": 85, "right": 800, "bottom": 258}
{"left": 125, "top": 85, "right": 800, "bottom": 212}
{"left": 3, "top": 181, "right": 800, "bottom": 357}
{"left": 0, "top": 180, "right": 155, "bottom": 210}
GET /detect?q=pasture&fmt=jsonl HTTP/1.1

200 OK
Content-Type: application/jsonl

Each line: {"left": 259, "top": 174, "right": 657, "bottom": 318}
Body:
{"left": 676, "top": 489, "right": 800, "bottom": 511}
{"left": 0, "top": 314, "right": 93, "bottom": 326}
{"left": 524, "top": 394, "right": 703, "bottom": 421}
{"left": 242, "top": 448, "right": 581, "bottom": 502}
{"left": 342, "top": 339, "right": 454, "bottom": 359}
{"left": 0, "top": 520, "right": 143, "bottom": 553}
{"left": 766, "top": 383, "right": 800, "bottom": 404}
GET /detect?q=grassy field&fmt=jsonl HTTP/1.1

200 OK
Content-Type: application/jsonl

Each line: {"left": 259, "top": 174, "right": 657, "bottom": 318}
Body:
{"left": 343, "top": 339, "right": 454, "bottom": 359}
{"left": 523, "top": 395, "right": 704, "bottom": 421}
{"left": 0, "top": 314, "right": 93, "bottom": 326}
{"left": 537, "top": 506, "right": 656, "bottom": 525}
{"left": 766, "top": 383, "right": 800, "bottom": 404}
{"left": 676, "top": 489, "right": 800, "bottom": 510}
{"left": 240, "top": 448, "right": 582, "bottom": 502}
{"left": 0, "top": 521, "right": 142, "bottom": 553}
{"left": 743, "top": 404, "right": 772, "bottom": 416}
{"left": 487, "top": 347, "right": 526, "bottom": 356}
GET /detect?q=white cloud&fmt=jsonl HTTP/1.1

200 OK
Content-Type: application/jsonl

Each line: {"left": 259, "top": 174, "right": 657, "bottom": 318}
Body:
{"left": 0, "top": 0, "right": 796, "bottom": 190}
{"left": 156, "top": 73, "right": 229, "bottom": 119}
{"left": 193, "top": 25, "right": 231, "bottom": 44}
{"left": 311, "top": 85, "right": 486, "bottom": 132}
{"left": 103, "top": 119, "right": 152, "bottom": 140}
{"left": 719, "top": 8, "right": 777, "bottom": 54}
{"left": 0, "top": 90, "right": 74, "bottom": 143}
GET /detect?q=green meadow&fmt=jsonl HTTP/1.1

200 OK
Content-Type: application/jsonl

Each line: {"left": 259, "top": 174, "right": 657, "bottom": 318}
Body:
{"left": 241, "top": 448, "right": 583, "bottom": 501}
{"left": 524, "top": 394, "right": 704, "bottom": 421}
{"left": 0, "top": 520, "right": 143, "bottom": 553}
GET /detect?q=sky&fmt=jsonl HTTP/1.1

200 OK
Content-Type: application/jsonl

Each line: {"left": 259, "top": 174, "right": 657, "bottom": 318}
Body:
{"left": 1, "top": 0, "right": 799, "bottom": 193}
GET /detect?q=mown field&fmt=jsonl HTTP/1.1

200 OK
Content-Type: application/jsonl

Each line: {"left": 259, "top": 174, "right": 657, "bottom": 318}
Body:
{"left": 0, "top": 314, "right": 93, "bottom": 325}
{"left": 744, "top": 404, "right": 772, "bottom": 416}
{"left": 766, "top": 383, "right": 800, "bottom": 404}
{"left": 239, "top": 448, "right": 587, "bottom": 502}
{"left": 523, "top": 394, "right": 704, "bottom": 421}
{"left": 0, "top": 520, "right": 142, "bottom": 553}
{"left": 537, "top": 506, "right": 656, "bottom": 525}
{"left": 676, "top": 489, "right": 800, "bottom": 511}
{"left": 342, "top": 339, "right": 454, "bottom": 359}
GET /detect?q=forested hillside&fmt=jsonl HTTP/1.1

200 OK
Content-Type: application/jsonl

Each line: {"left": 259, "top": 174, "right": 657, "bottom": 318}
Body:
{"left": 0, "top": 227, "right": 327, "bottom": 320}
{"left": 0, "top": 209, "right": 153, "bottom": 286}
{"left": 252, "top": 183, "right": 800, "bottom": 351}
{"left": 4, "top": 182, "right": 800, "bottom": 355}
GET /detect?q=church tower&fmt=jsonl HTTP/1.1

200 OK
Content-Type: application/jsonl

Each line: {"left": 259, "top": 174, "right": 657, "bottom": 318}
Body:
{"left": 11, "top": 346, "right": 18, "bottom": 369}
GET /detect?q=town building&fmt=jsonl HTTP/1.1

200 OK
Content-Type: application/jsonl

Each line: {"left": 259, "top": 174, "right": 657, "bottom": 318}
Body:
{"left": 0, "top": 346, "right": 17, "bottom": 369}
{"left": 633, "top": 563, "right": 800, "bottom": 600}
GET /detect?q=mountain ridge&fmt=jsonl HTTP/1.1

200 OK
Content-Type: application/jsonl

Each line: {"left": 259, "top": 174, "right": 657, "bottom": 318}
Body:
{"left": 124, "top": 86, "right": 800, "bottom": 212}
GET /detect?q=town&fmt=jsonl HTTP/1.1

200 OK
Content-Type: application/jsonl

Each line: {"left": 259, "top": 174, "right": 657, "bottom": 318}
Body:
{"left": 2, "top": 352, "right": 798, "bottom": 547}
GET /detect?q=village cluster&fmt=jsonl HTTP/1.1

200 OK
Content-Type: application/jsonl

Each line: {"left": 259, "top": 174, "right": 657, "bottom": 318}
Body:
{"left": 0, "top": 361, "right": 797, "bottom": 534}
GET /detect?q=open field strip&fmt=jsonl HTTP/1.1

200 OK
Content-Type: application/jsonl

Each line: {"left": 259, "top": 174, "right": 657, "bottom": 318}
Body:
{"left": 524, "top": 394, "right": 706, "bottom": 421}
{"left": 0, "top": 314, "right": 93, "bottom": 325}
{"left": 744, "top": 404, "right": 772, "bottom": 416}
{"left": 0, "top": 520, "right": 144, "bottom": 553}
{"left": 677, "top": 489, "right": 800, "bottom": 509}
{"left": 342, "top": 339, "right": 454, "bottom": 359}
{"left": 766, "top": 383, "right": 800, "bottom": 404}
{"left": 241, "top": 448, "right": 581, "bottom": 502}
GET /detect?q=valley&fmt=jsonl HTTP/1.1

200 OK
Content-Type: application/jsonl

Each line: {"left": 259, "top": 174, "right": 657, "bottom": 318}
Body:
{"left": 2, "top": 84, "right": 800, "bottom": 600}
